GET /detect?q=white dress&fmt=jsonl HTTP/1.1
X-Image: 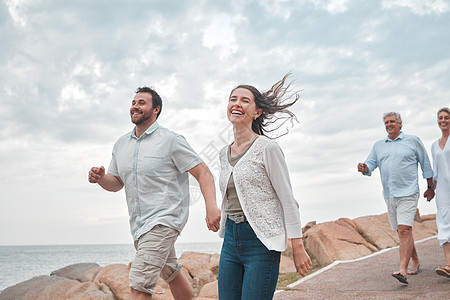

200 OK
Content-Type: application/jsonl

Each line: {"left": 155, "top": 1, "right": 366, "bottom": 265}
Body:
{"left": 431, "top": 138, "right": 450, "bottom": 247}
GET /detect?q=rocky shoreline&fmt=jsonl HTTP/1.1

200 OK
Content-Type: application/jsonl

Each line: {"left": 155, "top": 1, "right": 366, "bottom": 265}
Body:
{"left": 0, "top": 211, "right": 437, "bottom": 300}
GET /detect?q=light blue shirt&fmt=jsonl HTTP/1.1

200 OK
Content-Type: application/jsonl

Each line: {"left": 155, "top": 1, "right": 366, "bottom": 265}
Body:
{"left": 363, "top": 132, "right": 433, "bottom": 199}
{"left": 108, "top": 122, "right": 203, "bottom": 241}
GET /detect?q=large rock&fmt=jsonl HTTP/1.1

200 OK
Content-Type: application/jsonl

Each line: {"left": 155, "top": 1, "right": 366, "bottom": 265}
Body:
{"left": 80, "top": 266, "right": 103, "bottom": 282}
{"left": 197, "top": 280, "right": 218, "bottom": 299}
{"left": 50, "top": 263, "right": 101, "bottom": 282}
{"left": 304, "top": 212, "right": 438, "bottom": 267}
{"left": 304, "top": 217, "right": 378, "bottom": 266}
{"left": 412, "top": 220, "right": 438, "bottom": 241}
{"left": 208, "top": 253, "right": 220, "bottom": 276}
{"left": 179, "top": 252, "right": 216, "bottom": 287}
{"left": 0, "top": 275, "right": 80, "bottom": 300}
{"left": 422, "top": 219, "right": 438, "bottom": 232}
{"left": 353, "top": 214, "right": 399, "bottom": 249}
{"left": 65, "top": 282, "right": 115, "bottom": 300}
{"left": 94, "top": 264, "right": 130, "bottom": 300}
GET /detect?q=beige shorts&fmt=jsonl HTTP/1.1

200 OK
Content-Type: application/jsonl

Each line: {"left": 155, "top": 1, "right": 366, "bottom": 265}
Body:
{"left": 129, "top": 224, "right": 182, "bottom": 294}
{"left": 385, "top": 194, "right": 419, "bottom": 230}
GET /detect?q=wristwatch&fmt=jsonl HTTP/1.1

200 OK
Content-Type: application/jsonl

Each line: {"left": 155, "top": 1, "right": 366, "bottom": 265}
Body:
{"left": 428, "top": 185, "right": 435, "bottom": 189}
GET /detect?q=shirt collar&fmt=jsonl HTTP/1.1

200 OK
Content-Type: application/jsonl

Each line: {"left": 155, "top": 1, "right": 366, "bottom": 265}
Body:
{"left": 131, "top": 121, "right": 159, "bottom": 139}
{"left": 385, "top": 131, "right": 404, "bottom": 142}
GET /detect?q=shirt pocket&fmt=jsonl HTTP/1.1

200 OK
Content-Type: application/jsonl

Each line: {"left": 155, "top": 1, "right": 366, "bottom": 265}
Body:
{"left": 144, "top": 156, "right": 164, "bottom": 177}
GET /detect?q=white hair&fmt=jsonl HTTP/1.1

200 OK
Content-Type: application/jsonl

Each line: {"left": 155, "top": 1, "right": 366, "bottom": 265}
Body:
{"left": 383, "top": 112, "right": 402, "bottom": 129}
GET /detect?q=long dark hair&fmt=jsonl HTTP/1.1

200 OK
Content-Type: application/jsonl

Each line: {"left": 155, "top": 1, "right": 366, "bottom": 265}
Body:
{"left": 230, "top": 72, "right": 299, "bottom": 137}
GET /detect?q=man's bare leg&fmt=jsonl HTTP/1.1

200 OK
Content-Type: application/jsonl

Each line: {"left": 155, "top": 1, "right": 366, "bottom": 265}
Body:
{"left": 130, "top": 287, "right": 152, "bottom": 300}
{"left": 397, "top": 224, "right": 416, "bottom": 276}
{"left": 129, "top": 272, "right": 193, "bottom": 300}
{"left": 407, "top": 242, "right": 420, "bottom": 274}
{"left": 168, "top": 272, "right": 193, "bottom": 300}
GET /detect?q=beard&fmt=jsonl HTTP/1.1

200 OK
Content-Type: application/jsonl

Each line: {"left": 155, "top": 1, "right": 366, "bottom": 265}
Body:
{"left": 131, "top": 112, "right": 152, "bottom": 125}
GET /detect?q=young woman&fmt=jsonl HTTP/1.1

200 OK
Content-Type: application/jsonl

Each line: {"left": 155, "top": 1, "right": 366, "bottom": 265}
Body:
{"left": 217, "top": 73, "right": 311, "bottom": 299}
{"left": 431, "top": 107, "right": 450, "bottom": 278}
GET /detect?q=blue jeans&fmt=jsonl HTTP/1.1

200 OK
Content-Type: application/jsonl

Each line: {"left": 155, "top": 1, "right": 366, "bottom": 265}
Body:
{"left": 218, "top": 218, "right": 281, "bottom": 300}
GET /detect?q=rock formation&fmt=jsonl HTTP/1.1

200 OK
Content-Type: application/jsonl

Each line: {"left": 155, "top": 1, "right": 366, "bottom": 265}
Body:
{"left": 303, "top": 212, "right": 437, "bottom": 266}
{"left": 0, "top": 212, "right": 438, "bottom": 300}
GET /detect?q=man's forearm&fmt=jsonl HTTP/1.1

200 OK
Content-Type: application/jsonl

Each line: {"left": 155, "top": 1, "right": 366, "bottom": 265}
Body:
{"left": 197, "top": 169, "right": 217, "bottom": 208}
{"left": 98, "top": 174, "right": 124, "bottom": 192}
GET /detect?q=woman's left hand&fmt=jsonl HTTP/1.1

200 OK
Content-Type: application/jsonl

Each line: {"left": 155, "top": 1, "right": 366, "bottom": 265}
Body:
{"left": 291, "top": 238, "right": 312, "bottom": 277}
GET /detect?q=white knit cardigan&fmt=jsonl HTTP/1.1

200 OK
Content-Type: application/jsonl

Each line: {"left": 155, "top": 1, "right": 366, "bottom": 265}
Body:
{"left": 218, "top": 135, "right": 303, "bottom": 252}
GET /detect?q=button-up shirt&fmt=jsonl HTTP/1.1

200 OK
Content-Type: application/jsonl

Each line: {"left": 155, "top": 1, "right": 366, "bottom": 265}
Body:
{"left": 364, "top": 132, "right": 433, "bottom": 199}
{"left": 108, "top": 122, "right": 203, "bottom": 241}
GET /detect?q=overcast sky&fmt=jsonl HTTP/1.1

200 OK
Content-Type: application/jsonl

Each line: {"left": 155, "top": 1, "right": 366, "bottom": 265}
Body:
{"left": 1, "top": 0, "right": 449, "bottom": 246}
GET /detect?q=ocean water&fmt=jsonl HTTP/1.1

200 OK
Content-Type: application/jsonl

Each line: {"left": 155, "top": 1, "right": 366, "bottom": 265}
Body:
{"left": 0, "top": 242, "right": 222, "bottom": 292}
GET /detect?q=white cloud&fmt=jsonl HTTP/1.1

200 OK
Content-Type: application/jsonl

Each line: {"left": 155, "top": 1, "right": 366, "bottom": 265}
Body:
{"left": 59, "top": 82, "right": 90, "bottom": 111}
{"left": 382, "top": 0, "right": 450, "bottom": 15}
{"left": 308, "top": 0, "right": 353, "bottom": 14}
{"left": 0, "top": 0, "right": 449, "bottom": 246}
{"left": 202, "top": 14, "right": 239, "bottom": 59}
{"left": 259, "top": 0, "right": 293, "bottom": 19}
{"left": 5, "top": 0, "right": 28, "bottom": 26}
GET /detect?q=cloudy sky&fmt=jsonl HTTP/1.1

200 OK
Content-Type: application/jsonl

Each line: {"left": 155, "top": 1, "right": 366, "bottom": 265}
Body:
{"left": 1, "top": 0, "right": 449, "bottom": 246}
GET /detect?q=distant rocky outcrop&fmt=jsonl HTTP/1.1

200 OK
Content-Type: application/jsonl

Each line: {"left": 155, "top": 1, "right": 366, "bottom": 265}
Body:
{"left": 0, "top": 211, "right": 437, "bottom": 299}
{"left": 303, "top": 211, "right": 437, "bottom": 266}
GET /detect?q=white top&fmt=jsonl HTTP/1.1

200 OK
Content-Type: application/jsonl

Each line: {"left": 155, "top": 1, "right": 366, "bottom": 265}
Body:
{"left": 218, "top": 135, "right": 303, "bottom": 251}
{"left": 108, "top": 122, "right": 203, "bottom": 241}
{"left": 431, "top": 138, "right": 450, "bottom": 246}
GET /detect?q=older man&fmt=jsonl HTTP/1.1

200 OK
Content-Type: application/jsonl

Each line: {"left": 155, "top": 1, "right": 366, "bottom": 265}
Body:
{"left": 357, "top": 112, "right": 434, "bottom": 284}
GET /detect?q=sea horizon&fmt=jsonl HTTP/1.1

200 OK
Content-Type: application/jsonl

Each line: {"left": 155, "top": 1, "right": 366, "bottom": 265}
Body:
{"left": 0, "top": 241, "right": 222, "bottom": 292}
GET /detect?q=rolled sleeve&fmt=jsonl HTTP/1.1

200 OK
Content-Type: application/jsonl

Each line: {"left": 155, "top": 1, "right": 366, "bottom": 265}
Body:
{"left": 415, "top": 137, "right": 434, "bottom": 179}
{"left": 364, "top": 146, "right": 378, "bottom": 176}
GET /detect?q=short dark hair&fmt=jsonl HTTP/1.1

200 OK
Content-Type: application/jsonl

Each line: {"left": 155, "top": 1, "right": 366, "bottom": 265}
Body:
{"left": 135, "top": 86, "right": 162, "bottom": 119}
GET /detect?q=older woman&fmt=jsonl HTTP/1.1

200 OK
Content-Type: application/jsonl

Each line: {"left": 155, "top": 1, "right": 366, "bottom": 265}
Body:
{"left": 217, "top": 73, "right": 311, "bottom": 300}
{"left": 431, "top": 107, "right": 450, "bottom": 278}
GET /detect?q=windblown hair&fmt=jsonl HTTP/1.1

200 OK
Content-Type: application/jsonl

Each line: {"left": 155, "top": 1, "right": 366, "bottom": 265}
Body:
{"left": 230, "top": 72, "right": 300, "bottom": 138}
{"left": 135, "top": 86, "right": 163, "bottom": 119}
{"left": 437, "top": 107, "right": 450, "bottom": 116}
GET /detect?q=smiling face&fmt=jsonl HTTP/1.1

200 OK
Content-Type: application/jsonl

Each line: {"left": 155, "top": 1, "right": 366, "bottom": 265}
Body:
{"left": 227, "top": 87, "right": 262, "bottom": 128}
{"left": 438, "top": 110, "right": 450, "bottom": 132}
{"left": 130, "top": 92, "right": 159, "bottom": 127}
{"left": 384, "top": 114, "right": 402, "bottom": 139}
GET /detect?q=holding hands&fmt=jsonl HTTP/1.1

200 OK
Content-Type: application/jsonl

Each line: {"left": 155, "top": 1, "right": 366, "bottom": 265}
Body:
{"left": 424, "top": 188, "right": 435, "bottom": 202}
{"left": 205, "top": 205, "right": 221, "bottom": 232}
